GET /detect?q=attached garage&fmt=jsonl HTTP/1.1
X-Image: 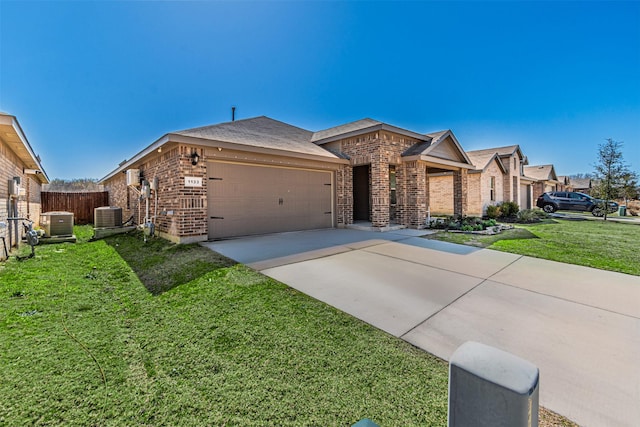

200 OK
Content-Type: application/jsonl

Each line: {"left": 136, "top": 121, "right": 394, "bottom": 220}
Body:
{"left": 100, "top": 116, "right": 348, "bottom": 243}
{"left": 99, "top": 115, "right": 471, "bottom": 244}
{"left": 207, "top": 161, "right": 333, "bottom": 239}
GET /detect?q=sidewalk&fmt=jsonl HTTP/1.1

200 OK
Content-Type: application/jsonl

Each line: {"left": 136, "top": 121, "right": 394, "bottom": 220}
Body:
{"left": 204, "top": 229, "right": 640, "bottom": 427}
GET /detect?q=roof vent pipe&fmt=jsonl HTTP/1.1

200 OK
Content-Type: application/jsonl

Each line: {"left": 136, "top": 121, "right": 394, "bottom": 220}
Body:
{"left": 232, "top": 106, "right": 236, "bottom": 122}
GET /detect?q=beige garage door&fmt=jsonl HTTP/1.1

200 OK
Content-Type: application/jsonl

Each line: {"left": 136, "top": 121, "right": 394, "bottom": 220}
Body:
{"left": 207, "top": 161, "right": 333, "bottom": 239}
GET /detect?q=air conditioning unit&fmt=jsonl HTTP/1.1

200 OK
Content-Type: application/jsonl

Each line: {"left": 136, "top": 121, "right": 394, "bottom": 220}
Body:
{"left": 41, "top": 212, "right": 74, "bottom": 237}
{"left": 94, "top": 206, "right": 123, "bottom": 228}
{"left": 126, "top": 169, "right": 140, "bottom": 186}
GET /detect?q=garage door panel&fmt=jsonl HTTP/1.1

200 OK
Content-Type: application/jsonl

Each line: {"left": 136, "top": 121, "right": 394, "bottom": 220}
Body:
{"left": 207, "top": 162, "right": 333, "bottom": 239}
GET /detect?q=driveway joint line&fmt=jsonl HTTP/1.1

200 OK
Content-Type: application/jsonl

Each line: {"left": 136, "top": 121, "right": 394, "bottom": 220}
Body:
{"left": 399, "top": 253, "right": 525, "bottom": 339}
{"left": 253, "top": 240, "right": 396, "bottom": 271}
{"left": 360, "top": 241, "right": 504, "bottom": 282}
{"left": 487, "top": 279, "right": 640, "bottom": 321}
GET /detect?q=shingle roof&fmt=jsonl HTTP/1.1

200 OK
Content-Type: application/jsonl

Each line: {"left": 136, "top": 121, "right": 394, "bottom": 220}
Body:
{"left": 466, "top": 150, "right": 501, "bottom": 170}
{"left": 402, "top": 137, "right": 434, "bottom": 156}
{"left": 571, "top": 178, "right": 592, "bottom": 189}
{"left": 469, "top": 145, "right": 519, "bottom": 157}
{"left": 425, "top": 130, "right": 449, "bottom": 142}
{"left": 174, "top": 116, "right": 337, "bottom": 158}
{"left": 524, "top": 164, "right": 557, "bottom": 181}
{"left": 311, "top": 118, "right": 382, "bottom": 143}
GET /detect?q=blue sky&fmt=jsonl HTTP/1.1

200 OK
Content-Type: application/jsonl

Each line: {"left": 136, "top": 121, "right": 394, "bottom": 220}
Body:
{"left": 1, "top": 0, "right": 638, "bottom": 180}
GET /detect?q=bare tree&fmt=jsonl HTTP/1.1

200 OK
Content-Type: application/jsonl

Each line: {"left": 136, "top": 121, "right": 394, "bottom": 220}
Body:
{"left": 44, "top": 178, "right": 103, "bottom": 192}
{"left": 592, "top": 138, "right": 628, "bottom": 220}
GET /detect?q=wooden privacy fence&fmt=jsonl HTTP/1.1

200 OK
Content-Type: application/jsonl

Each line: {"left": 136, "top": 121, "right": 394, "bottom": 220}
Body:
{"left": 41, "top": 191, "right": 110, "bottom": 225}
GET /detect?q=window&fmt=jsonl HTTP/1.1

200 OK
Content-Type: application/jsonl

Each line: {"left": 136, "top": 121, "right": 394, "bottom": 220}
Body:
{"left": 490, "top": 176, "right": 496, "bottom": 201}
{"left": 389, "top": 166, "right": 397, "bottom": 205}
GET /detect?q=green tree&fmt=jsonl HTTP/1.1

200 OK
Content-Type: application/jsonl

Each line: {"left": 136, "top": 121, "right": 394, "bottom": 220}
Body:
{"left": 619, "top": 171, "right": 639, "bottom": 203}
{"left": 592, "top": 138, "right": 628, "bottom": 220}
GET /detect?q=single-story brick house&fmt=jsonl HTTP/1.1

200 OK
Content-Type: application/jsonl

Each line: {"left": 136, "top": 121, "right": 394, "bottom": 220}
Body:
{"left": 1, "top": 112, "right": 49, "bottom": 258}
{"left": 524, "top": 164, "right": 562, "bottom": 200}
{"left": 100, "top": 116, "right": 475, "bottom": 242}
{"left": 570, "top": 177, "right": 593, "bottom": 194}
{"left": 465, "top": 150, "right": 507, "bottom": 216}
{"left": 428, "top": 144, "right": 536, "bottom": 215}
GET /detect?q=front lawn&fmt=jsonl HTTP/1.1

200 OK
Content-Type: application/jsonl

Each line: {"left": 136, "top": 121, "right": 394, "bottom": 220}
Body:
{"left": 426, "top": 218, "right": 640, "bottom": 276}
{"left": 1, "top": 227, "right": 449, "bottom": 426}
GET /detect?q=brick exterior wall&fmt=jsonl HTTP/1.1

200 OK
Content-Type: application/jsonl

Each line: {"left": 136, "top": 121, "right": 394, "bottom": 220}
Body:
{"left": 453, "top": 169, "right": 468, "bottom": 217}
{"left": 329, "top": 130, "right": 468, "bottom": 227}
{"left": 103, "top": 128, "right": 473, "bottom": 240}
{"left": 331, "top": 130, "right": 426, "bottom": 227}
{"left": 467, "top": 173, "right": 482, "bottom": 216}
{"left": 336, "top": 164, "right": 352, "bottom": 226}
{"left": 104, "top": 145, "right": 208, "bottom": 243}
{"left": 500, "top": 151, "right": 524, "bottom": 205}
{"left": 104, "top": 143, "right": 344, "bottom": 243}
{"left": 467, "top": 160, "right": 505, "bottom": 216}
{"left": 400, "top": 161, "right": 429, "bottom": 227}
{"left": 427, "top": 173, "right": 454, "bottom": 215}
{"left": 1, "top": 138, "right": 43, "bottom": 258}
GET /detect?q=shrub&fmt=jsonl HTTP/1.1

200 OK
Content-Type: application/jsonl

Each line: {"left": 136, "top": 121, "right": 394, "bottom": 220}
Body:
{"left": 485, "top": 205, "right": 501, "bottom": 219}
{"left": 516, "top": 209, "right": 549, "bottom": 223}
{"left": 482, "top": 219, "right": 497, "bottom": 228}
{"left": 499, "top": 201, "right": 520, "bottom": 218}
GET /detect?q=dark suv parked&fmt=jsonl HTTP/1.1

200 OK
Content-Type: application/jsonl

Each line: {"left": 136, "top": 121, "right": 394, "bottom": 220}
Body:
{"left": 536, "top": 191, "right": 619, "bottom": 216}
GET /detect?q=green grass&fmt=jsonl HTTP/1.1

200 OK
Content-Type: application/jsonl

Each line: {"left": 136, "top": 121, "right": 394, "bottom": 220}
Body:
{"left": 1, "top": 227, "right": 449, "bottom": 426}
{"left": 427, "top": 218, "right": 640, "bottom": 276}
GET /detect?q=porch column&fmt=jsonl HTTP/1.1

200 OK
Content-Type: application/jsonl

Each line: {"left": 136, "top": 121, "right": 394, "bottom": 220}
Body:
{"left": 370, "top": 159, "right": 389, "bottom": 227}
{"left": 399, "top": 161, "right": 427, "bottom": 227}
{"left": 453, "top": 169, "right": 468, "bottom": 218}
{"left": 336, "top": 164, "right": 353, "bottom": 226}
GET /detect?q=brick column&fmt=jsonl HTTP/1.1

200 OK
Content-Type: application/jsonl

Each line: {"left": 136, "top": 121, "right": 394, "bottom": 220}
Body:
{"left": 336, "top": 164, "right": 353, "bottom": 226}
{"left": 400, "top": 161, "right": 428, "bottom": 228}
{"left": 370, "top": 158, "right": 389, "bottom": 227}
{"left": 453, "top": 169, "right": 468, "bottom": 218}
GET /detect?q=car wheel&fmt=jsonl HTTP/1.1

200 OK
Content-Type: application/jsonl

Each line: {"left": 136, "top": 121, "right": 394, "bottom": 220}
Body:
{"left": 592, "top": 207, "right": 604, "bottom": 217}
{"left": 542, "top": 204, "right": 556, "bottom": 213}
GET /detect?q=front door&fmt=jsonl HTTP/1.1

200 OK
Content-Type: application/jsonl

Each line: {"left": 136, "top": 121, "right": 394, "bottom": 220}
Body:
{"left": 353, "top": 165, "right": 370, "bottom": 221}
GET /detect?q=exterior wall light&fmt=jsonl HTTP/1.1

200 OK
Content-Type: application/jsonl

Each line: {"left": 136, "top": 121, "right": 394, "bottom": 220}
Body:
{"left": 191, "top": 151, "right": 200, "bottom": 166}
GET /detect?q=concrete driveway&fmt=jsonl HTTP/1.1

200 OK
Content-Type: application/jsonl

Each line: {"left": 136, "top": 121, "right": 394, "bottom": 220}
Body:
{"left": 202, "top": 228, "right": 640, "bottom": 427}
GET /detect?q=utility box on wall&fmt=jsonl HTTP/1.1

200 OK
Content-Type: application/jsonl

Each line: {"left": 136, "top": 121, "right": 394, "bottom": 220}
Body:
{"left": 126, "top": 169, "right": 140, "bottom": 186}
{"left": 7, "top": 179, "right": 19, "bottom": 196}
{"left": 41, "top": 212, "right": 74, "bottom": 237}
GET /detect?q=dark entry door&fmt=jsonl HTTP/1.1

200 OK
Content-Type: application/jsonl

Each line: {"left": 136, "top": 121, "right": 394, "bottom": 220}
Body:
{"left": 353, "top": 165, "right": 370, "bottom": 221}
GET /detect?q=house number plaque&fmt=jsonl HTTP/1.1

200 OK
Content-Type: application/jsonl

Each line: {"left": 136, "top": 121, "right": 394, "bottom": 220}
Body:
{"left": 184, "top": 177, "right": 203, "bottom": 187}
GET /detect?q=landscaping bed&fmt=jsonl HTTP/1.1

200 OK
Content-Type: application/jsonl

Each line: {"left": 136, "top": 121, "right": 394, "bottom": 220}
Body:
{"left": 426, "top": 218, "right": 640, "bottom": 276}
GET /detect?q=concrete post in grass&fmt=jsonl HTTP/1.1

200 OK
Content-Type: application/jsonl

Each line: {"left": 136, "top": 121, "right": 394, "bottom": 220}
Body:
{"left": 448, "top": 341, "right": 539, "bottom": 427}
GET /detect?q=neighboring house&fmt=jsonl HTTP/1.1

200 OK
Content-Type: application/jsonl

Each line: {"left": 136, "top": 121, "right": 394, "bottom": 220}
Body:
{"left": 100, "top": 116, "right": 474, "bottom": 242}
{"left": 455, "top": 144, "right": 535, "bottom": 212}
{"left": 571, "top": 178, "right": 593, "bottom": 194}
{"left": 557, "top": 176, "right": 571, "bottom": 192}
{"left": 524, "top": 164, "right": 562, "bottom": 200}
{"left": 0, "top": 112, "right": 49, "bottom": 258}
{"left": 465, "top": 151, "right": 507, "bottom": 216}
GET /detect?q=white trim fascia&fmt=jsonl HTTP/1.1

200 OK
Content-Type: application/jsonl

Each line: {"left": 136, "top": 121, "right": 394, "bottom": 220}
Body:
{"left": 313, "top": 123, "right": 428, "bottom": 145}
{"left": 0, "top": 113, "right": 50, "bottom": 183}
{"left": 99, "top": 134, "right": 170, "bottom": 183}
{"left": 99, "top": 133, "right": 349, "bottom": 184}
